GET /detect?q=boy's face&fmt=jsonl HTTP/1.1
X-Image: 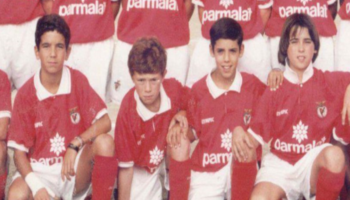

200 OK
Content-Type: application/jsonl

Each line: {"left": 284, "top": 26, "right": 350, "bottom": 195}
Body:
{"left": 287, "top": 27, "right": 315, "bottom": 72}
{"left": 210, "top": 39, "right": 243, "bottom": 80}
{"left": 132, "top": 72, "right": 164, "bottom": 109}
{"left": 35, "top": 30, "right": 70, "bottom": 76}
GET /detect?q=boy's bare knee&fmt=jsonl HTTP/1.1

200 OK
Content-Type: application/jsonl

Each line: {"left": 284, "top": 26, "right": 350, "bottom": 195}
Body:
{"left": 93, "top": 134, "right": 115, "bottom": 156}
{"left": 8, "top": 178, "right": 31, "bottom": 200}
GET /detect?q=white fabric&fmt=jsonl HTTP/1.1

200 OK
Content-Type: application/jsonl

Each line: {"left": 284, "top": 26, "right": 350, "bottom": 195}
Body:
{"left": 108, "top": 40, "right": 190, "bottom": 105}
{"left": 0, "top": 17, "right": 40, "bottom": 89}
{"left": 258, "top": 0, "right": 273, "bottom": 9}
{"left": 134, "top": 85, "right": 171, "bottom": 121}
{"left": 8, "top": 141, "right": 29, "bottom": 152}
{"left": 206, "top": 71, "right": 242, "bottom": 99}
{"left": 186, "top": 34, "right": 270, "bottom": 88}
{"left": 25, "top": 172, "right": 56, "bottom": 197}
{"left": 256, "top": 143, "right": 330, "bottom": 200}
{"left": 335, "top": 20, "right": 350, "bottom": 72}
{"left": 269, "top": 36, "right": 335, "bottom": 72}
{"left": 12, "top": 146, "right": 91, "bottom": 200}
{"left": 284, "top": 63, "right": 314, "bottom": 84}
{"left": 192, "top": 0, "right": 204, "bottom": 7}
{"left": 34, "top": 66, "right": 71, "bottom": 101}
{"left": 65, "top": 36, "right": 114, "bottom": 101}
{"left": 0, "top": 111, "right": 10, "bottom": 119}
{"left": 130, "top": 161, "right": 168, "bottom": 200}
{"left": 189, "top": 160, "right": 232, "bottom": 200}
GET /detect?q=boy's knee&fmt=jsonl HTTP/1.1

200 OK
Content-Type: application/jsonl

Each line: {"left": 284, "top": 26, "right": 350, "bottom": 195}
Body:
{"left": 93, "top": 134, "right": 115, "bottom": 156}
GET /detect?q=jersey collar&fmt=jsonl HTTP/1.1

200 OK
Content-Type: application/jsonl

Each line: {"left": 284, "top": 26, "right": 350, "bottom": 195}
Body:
{"left": 34, "top": 66, "right": 71, "bottom": 101}
{"left": 284, "top": 63, "right": 314, "bottom": 84}
{"left": 206, "top": 71, "right": 242, "bottom": 99}
{"left": 134, "top": 85, "right": 172, "bottom": 121}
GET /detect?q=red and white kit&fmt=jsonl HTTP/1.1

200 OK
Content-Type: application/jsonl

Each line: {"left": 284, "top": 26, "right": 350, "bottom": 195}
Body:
{"left": 335, "top": 0, "right": 350, "bottom": 72}
{"left": 52, "top": 0, "right": 116, "bottom": 101}
{"left": 187, "top": 72, "right": 265, "bottom": 199}
{"left": 115, "top": 79, "right": 189, "bottom": 199}
{"left": 108, "top": 0, "right": 190, "bottom": 104}
{"left": 248, "top": 65, "right": 350, "bottom": 199}
{"left": 186, "top": 0, "right": 272, "bottom": 87}
{"left": 0, "top": 70, "right": 11, "bottom": 120}
{"left": 0, "top": 0, "right": 43, "bottom": 89}
{"left": 266, "top": 0, "right": 337, "bottom": 71}
{"left": 8, "top": 66, "right": 107, "bottom": 199}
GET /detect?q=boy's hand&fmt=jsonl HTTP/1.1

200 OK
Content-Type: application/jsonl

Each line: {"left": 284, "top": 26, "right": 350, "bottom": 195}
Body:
{"left": 267, "top": 69, "right": 284, "bottom": 91}
{"left": 61, "top": 148, "right": 78, "bottom": 181}
{"left": 168, "top": 111, "right": 188, "bottom": 131}
{"left": 34, "top": 188, "right": 51, "bottom": 200}
{"left": 232, "top": 127, "right": 254, "bottom": 162}
{"left": 167, "top": 124, "right": 188, "bottom": 148}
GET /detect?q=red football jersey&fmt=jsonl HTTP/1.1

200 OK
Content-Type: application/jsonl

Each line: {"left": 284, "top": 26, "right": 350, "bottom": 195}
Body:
{"left": 193, "top": 0, "right": 271, "bottom": 40}
{"left": 115, "top": 79, "right": 189, "bottom": 173}
{"left": 0, "top": 70, "right": 11, "bottom": 119}
{"left": 0, "top": 0, "right": 44, "bottom": 25}
{"left": 249, "top": 66, "right": 350, "bottom": 165}
{"left": 188, "top": 72, "right": 265, "bottom": 172}
{"left": 8, "top": 67, "right": 107, "bottom": 165}
{"left": 265, "top": 0, "right": 337, "bottom": 37}
{"left": 52, "top": 0, "right": 115, "bottom": 44}
{"left": 116, "top": 0, "right": 190, "bottom": 48}
{"left": 338, "top": 0, "right": 350, "bottom": 20}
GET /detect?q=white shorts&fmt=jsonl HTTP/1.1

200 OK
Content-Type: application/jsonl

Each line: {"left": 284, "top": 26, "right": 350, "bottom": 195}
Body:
{"left": 256, "top": 143, "right": 330, "bottom": 200}
{"left": 189, "top": 163, "right": 231, "bottom": 200}
{"left": 186, "top": 34, "right": 271, "bottom": 88}
{"left": 0, "top": 18, "right": 40, "bottom": 89}
{"left": 335, "top": 20, "right": 350, "bottom": 72}
{"left": 129, "top": 161, "right": 168, "bottom": 200}
{"left": 65, "top": 36, "right": 115, "bottom": 101}
{"left": 12, "top": 147, "right": 91, "bottom": 200}
{"left": 269, "top": 36, "right": 335, "bottom": 71}
{"left": 107, "top": 40, "right": 190, "bottom": 104}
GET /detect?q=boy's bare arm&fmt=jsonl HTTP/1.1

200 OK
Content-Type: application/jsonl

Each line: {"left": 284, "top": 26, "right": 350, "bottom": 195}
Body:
{"left": 118, "top": 167, "right": 134, "bottom": 200}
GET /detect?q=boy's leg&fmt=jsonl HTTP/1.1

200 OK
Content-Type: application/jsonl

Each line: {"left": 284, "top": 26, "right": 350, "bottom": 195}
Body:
{"left": 7, "top": 177, "right": 33, "bottom": 200}
{"left": 250, "top": 182, "right": 285, "bottom": 200}
{"left": 310, "top": 146, "right": 346, "bottom": 200}
{"left": 0, "top": 141, "right": 6, "bottom": 200}
{"left": 75, "top": 134, "right": 118, "bottom": 200}
{"left": 168, "top": 137, "right": 191, "bottom": 200}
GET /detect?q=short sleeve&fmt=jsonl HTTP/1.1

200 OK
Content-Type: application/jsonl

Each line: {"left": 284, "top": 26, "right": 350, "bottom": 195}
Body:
{"left": 0, "top": 72, "right": 11, "bottom": 119}
{"left": 248, "top": 88, "right": 275, "bottom": 145}
{"left": 187, "top": 90, "right": 202, "bottom": 139}
{"left": 114, "top": 103, "right": 137, "bottom": 168}
{"left": 75, "top": 72, "right": 107, "bottom": 128}
{"left": 192, "top": 0, "right": 204, "bottom": 7}
{"left": 8, "top": 93, "right": 35, "bottom": 152}
{"left": 257, "top": 0, "right": 273, "bottom": 9}
{"left": 327, "top": 0, "right": 336, "bottom": 5}
{"left": 333, "top": 115, "right": 350, "bottom": 145}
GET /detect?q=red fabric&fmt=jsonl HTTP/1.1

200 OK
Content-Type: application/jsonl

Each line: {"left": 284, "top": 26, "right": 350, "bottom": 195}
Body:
{"left": 338, "top": 0, "right": 350, "bottom": 20}
{"left": 198, "top": 0, "right": 264, "bottom": 40}
{"left": 265, "top": 0, "right": 337, "bottom": 37}
{"left": 169, "top": 158, "right": 191, "bottom": 200}
{"left": 92, "top": 155, "right": 118, "bottom": 200}
{"left": 316, "top": 167, "right": 346, "bottom": 200}
{"left": 0, "top": 70, "right": 11, "bottom": 117}
{"left": 231, "top": 161, "right": 257, "bottom": 200}
{"left": 0, "top": 172, "right": 6, "bottom": 200}
{"left": 0, "top": 0, "right": 44, "bottom": 24}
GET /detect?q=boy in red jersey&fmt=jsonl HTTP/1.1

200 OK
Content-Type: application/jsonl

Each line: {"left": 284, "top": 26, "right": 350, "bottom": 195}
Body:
{"left": 7, "top": 15, "right": 118, "bottom": 200}
{"left": 167, "top": 18, "right": 265, "bottom": 200}
{"left": 115, "top": 37, "right": 191, "bottom": 200}
{"left": 233, "top": 13, "right": 350, "bottom": 200}
{"left": 0, "top": 70, "right": 11, "bottom": 199}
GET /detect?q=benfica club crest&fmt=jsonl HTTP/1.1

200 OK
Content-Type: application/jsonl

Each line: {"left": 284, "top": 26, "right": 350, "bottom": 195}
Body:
{"left": 243, "top": 109, "right": 252, "bottom": 125}
{"left": 220, "top": 0, "right": 233, "bottom": 9}
{"left": 316, "top": 101, "right": 327, "bottom": 118}
{"left": 69, "top": 107, "right": 81, "bottom": 124}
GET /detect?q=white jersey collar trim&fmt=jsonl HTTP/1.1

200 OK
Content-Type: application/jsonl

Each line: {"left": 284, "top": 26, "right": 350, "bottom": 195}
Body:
{"left": 34, "top": 66, "right": 71, "bottom": 101}
{"left": 134, "top": 85, "right": 172, "bottom": 121}
{"left": 284, "top": 63, "right": 314, "bottom": 84}
{"left": 206, "top": 71, "right": 242, "bottom": 99}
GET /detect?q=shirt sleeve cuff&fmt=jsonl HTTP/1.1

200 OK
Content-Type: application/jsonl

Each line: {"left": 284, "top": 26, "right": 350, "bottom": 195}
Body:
{"left": 192, "top": 0, "right": 204, "bottom": 7}
{"left": 247, "top": 128, "right": 264, "bottom": 146}
{"left": 8, "top": 140, "right": 29, "bottom": 152}
{"left": 92, "top": 108, "right": 108, "bottom": 124}
{"left": 0, "top": 111, "right": 11, "bottom": 119}
{"left": 327, "top": 0, "right": 336, "bottom": 5}
{"left": 119, "top": 161, "right": 134, "bottom": 168}
{"left": 258, "top": 0, "right": 273, "bottom": 9}
{"left": 333, "top": 127, "right": 348, "bottom": 145}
